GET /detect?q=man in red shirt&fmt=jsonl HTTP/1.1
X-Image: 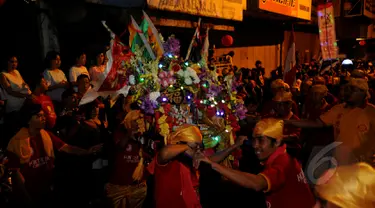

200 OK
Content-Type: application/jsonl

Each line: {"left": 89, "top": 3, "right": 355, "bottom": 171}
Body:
{"left": 195, "top": 118, "right": 315, "bottom": 208}
{"left": 107, "top": 110, "right": 148, "bottom": 208}
{"left": 26, "top": 77, "right": 57, "bottom": 129}
{"left": 149, "top": 124, "right": 246, "bottom": 208}
{"left": 7, "top": 103, "right": 102, "bottom": 208}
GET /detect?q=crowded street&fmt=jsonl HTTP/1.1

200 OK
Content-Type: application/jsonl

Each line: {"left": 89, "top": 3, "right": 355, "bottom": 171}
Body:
{"left": 1, "top": 0, "right": 375, "bottom": 207}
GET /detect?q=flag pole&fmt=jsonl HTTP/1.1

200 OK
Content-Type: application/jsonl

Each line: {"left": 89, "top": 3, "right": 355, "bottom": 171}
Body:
{"left": 185, "top": 18, "right": 201, "bottom": 61}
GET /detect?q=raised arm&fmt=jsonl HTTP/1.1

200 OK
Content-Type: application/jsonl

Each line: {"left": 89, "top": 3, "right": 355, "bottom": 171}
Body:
{"left": 157, "top": 144, "right": 189, "bottom": 165}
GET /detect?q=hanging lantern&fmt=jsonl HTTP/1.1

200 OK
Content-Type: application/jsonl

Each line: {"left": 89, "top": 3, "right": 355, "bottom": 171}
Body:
{"left": 359, "top": 40, "right": 366, "bottom": 46}
{"left": 221, "top": 35, "right": 234, "bottom": 47}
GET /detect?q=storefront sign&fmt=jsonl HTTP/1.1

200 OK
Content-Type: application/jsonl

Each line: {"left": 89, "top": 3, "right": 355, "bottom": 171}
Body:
{"left": 147, "top": 0, "right": 243, "bottom": 21}
{"left": 149, "top": 17, "right": 235, "bottom": 31}
{"left": 317, "top": 3, "right": 339, "bottom": 60}
{"left": 258, "top": 0, "right": 312, "bottom": 21}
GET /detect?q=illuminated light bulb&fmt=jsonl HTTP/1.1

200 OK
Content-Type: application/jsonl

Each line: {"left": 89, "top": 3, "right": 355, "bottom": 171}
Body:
{"left": 180, "top": 86, "right": 184, "bottom": 90}
{"left": 169, "top": 85, "right": 173, "bottom": 88}
{"left": 200, "top": 100, "right": 203, "bottom": 104}
{"left": 220, "top": 111, "right": 224, "bottom": 116}
{"left": 185, "top": 62, "right": 189, "bottom": 66}
{"left": 210, "top": 104, "right": 215, "bottom": 108}
{"left": 216, "top": 111, "right": 220, "bottom": 116}
{"left": 187, "top": 95, "right": 191, "bottom": 100}
{"left": 168, "top": 54, "right": 173, "bottom": 58}
{"left": 214, "top": 101, "right": 218, "bottom": 105}
{"left": 158, "top": 64, "right": 163, "bottom": 68}
{"left": 140, "top": 77, "right": 145, "bottom": 82}
{"left": 225, "top": 129, "right": 229, "bottom": 133}
{"left": 221, "top": 100, "right": 225, "bottom": 103}
{"left": 162, "top": 97, "right": 168, "bottom": 102}
{"left": 197, "top": 63, "right": 201, "bottom": 67}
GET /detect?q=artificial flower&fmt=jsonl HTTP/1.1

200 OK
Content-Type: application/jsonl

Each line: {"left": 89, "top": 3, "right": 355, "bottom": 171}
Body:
{"left": 158, "top": 71, "right": 176, "bottom": 88}
{"left": 129, "top": 75, "right": 136, "bottom": 85}
{"left": 177, "top": 67, "right": 200, "bottom": 86}
{"left": 149, "top": 92, "right": 161, "bottom": 104}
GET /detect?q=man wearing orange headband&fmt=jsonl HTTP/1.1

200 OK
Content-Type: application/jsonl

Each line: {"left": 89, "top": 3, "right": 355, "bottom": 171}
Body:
{"left": 286, "top": 78, "right": 375, "bottom": 166}
{"left": 150, "top": 124, "right": 246, "bottom": 208}
{"left": 195, "top": 118, "right": 315, "bottom": 208}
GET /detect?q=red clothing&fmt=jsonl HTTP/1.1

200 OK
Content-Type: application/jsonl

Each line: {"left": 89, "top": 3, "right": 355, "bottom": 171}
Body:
{"left": 259, "top": 144, "right": 315, "bottom": 208}
{"left": 109, "top": 129, "right": 143, "bottom": 185}
{"left": 154, "top": 155, "right": 201, "bottom": 208}
{"left": 7, "top": 131, "right": 66, "bottom": 198}
{"left": 33, "top": 95, "right": 57, "bottom": 129}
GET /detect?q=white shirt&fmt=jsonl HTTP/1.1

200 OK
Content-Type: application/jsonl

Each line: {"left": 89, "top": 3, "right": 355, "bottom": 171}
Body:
{"left": 69, "top": 65, "right": 89, "bottom": 83}
{"left": 43, "top": 69, "right": 67, "bottom": 101}
{"left": 1, "top": 70, "right": 30, "bottom": 113}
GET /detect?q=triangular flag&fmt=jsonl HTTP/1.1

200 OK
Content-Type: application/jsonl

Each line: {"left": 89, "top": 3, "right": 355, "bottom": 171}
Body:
{"left": 79, "top": 22, "right": 131, "bottom": 106}
{"left": 143, "top": 11, "right": 164, "bottom": 58}
{"left": 129, "top": 16, "right": 156, "bottom": 60}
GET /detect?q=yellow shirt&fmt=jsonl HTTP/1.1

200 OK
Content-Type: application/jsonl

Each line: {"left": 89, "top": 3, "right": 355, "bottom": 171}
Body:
{"left": 320, "top": 103, "right": 375, "bottom": 165}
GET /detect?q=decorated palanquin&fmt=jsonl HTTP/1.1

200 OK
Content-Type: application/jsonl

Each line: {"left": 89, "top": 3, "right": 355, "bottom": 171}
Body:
{"left": 96, "top": 14, "right": 247, "bottom": 168}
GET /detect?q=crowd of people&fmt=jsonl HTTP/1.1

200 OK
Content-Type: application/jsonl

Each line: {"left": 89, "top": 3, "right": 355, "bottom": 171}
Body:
{"left": 0, "top": 49, "right": 375, "bottom": 208}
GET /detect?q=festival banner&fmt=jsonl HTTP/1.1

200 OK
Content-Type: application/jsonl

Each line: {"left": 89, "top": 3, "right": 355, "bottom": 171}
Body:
{"left": 317, "top": 3, "right": 339, "bottom": 61}
{"left": 259, "top": 0, "right": 312, "bottom": 21}
{"left": 147, "top": 0, "right": 243, "bottom": 21}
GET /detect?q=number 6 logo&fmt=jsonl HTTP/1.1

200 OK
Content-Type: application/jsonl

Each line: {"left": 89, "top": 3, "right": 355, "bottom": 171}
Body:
{"left": 306, "top": 142, "right": 342, "bottom": 185}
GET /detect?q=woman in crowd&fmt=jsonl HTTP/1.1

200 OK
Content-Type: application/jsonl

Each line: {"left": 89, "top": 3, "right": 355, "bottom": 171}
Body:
{"left": 43, "top": 51, "right": 69, "bottom": 109}
{"left": 89, "top": 51, "right": 106, "bottom": 84}
{"left": 0, "top": 56, "right": 31, "bottom": 140}
{"left": 69, "top": 52, "right": 89, "bottom": 88}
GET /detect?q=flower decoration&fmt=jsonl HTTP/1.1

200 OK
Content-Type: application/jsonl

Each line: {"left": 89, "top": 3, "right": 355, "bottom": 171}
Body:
{"left": 163, "top": 35, "right": 180, "bottom": 57}
{"left": 176, "top": 67, "right": 200, "bottom": 85}
{"left": 129, "top": 75, "right": 136, "bottom": 85}
{"left": 158, "top": 71, "right": 176, "bottom": 88}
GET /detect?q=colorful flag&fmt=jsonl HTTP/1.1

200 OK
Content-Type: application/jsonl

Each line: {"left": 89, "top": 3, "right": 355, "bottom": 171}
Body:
{"left": 128, "top": 16, "right": 155, "bottom": 60}
{"left": 79, "top": 22, "right": 131, "bottom": 106}
{"left": 143, "top": 11, "right": 164, "bottom": 58}
{"left": 283, "top": 28, "right": 297, "bottom": 88}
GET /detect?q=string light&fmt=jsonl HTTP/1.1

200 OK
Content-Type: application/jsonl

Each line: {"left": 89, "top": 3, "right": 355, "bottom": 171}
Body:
{"left": 187, "top": 95, "right": 191, "bottom": 100}
{"left": 213, "top": 136, "right": 221, "bottom": 141}
{"left": 162, "top": 97, "right": 168, "bottom": 102}
{"left": 140, "top": 77, "right": 145, "bottom": 82}
{"left": 158, "top": 64, "right": 163, "bottom": 68}
{"left": 168, "top": 54, "right": 173, "bottom": 58}
{"left": 221, "top": 100, "right": 225, "bottom": 103}
{"left": 180, "top": 86, "right": 184, "bottom": 90}
{"left": 184, "top": 62, "right": 189, "bottom": 66}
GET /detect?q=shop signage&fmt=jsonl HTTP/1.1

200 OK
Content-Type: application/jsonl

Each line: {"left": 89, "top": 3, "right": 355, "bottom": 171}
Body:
{"left": 147, "top": 0, "right": 243, "bottom": 21}
{"left": 258, "top": 0, "right": 312, "bottom": 21}
{"left": 149, "top": 17, "right": 235, "bottom": 31}
{"left": 317, "top": 3, "right": 339, "bottom": 60}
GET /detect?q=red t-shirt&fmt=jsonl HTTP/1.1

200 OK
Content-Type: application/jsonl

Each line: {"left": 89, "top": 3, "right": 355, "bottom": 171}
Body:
{"left": 33, "top": 95, "right": 57, "bottom": 129}
{"left": 259, "top": 145, "right": 315, "bottom": 208}
{"left": 109, "top": 129, "right": 143, "bottom": 185}
{"left": 7, "top": 131, "right": 66, "bottom": 198}
{"left": 154, "top": 155, "right": 201, "bottom": 208}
